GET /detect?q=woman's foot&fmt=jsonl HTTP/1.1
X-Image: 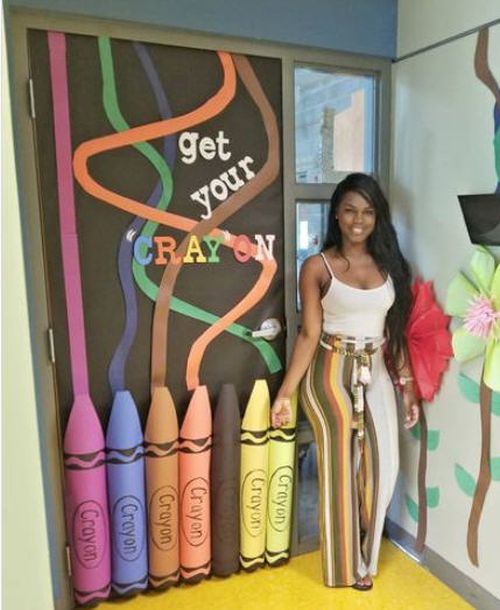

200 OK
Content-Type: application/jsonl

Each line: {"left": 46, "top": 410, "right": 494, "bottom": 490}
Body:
{"left": 352, "top": 575, "right": 373, "bottom": 591}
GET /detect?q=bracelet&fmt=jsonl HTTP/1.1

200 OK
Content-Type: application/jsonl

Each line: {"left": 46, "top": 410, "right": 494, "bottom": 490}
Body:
{"left": 398, "top": 376, "right": 414, "bottom": 386}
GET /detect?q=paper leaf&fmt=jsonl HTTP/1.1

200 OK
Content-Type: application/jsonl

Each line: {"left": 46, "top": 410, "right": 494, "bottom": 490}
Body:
{"left": 490, "top": 458, "right": 500, "bottom": 481}
{"left": 455, "top": 464, "right": 476, "bottom": 497}
{"left": 409, "top": 423, "right": 440, "bottom": 450}
{"left": 426, "top": 487, "right": 440, "bottom": 508}
{"left": 405, "top": 494, "right": 418, "bottom": 522}
{"left": 469, "top": 246, "right": 495, "bottom": 294}
{"left": 492, "top": 392, "right": 500, "bottom": 416}
{"left": 458, "top": 373, "right": 480, "bottom": 403}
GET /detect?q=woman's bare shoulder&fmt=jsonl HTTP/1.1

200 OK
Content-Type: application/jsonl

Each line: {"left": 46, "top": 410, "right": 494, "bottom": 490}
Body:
{"left": 301, "top": 253, "right": 325, "bottom": 275}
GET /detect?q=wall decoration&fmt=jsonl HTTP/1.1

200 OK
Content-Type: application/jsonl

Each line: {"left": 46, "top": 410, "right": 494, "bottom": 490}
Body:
{"left": 179, "top": 386, "right": 212, "bottom": 582}
{"left": 210, "top": 384, "right": 241, "bottom": 576}
{"left": 240, "top": 380, "right": 270, "bottom": 571}
{"left": 403, "top": 278, "right": 452, "bottom": 552}
{"left": 446, "top": 246, "right": 500, "bottom": 566}
{"left": 30, "top": 26, "right": 286, "bottom": 602}
{"left": 458, "top": 27, "right": 500, "bottom": 245}
{"left": 144, "top": 387, "right": 179, "bottom": 589}
{"left": 47, "top": 32, "right": 111, "bottom": 605}
{"left": 266, "top": 391, "right": 298, "bottom": 566}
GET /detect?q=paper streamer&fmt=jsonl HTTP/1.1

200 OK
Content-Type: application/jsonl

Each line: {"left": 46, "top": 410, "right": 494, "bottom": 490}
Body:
{"left": 48, "top": 31, "right": 111, "bottom": 605}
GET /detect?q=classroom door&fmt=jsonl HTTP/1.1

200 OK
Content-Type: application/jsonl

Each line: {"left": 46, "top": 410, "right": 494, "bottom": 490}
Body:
{"left": 28, "top": 29, "right": 285, "bottom": 429}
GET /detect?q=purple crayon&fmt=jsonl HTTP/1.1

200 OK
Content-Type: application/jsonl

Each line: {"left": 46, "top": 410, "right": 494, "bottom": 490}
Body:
{"left": 106, "top": 391, "right": 148, "bottom": 595}
{"left": 49, "top": 31, "right": 111, "bottom": 604}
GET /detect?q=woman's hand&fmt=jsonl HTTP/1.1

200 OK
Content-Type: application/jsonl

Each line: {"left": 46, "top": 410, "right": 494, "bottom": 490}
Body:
{"left": 402, "top": 386, "right": 420, "bottom": 429}
{"left": 271, "top": 396, "right": 292, "bottom": 428}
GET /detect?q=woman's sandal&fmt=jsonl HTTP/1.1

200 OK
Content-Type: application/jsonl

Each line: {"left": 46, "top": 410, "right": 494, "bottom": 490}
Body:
{"left": 352, "top": 578, "right": 373, "bottom": 591}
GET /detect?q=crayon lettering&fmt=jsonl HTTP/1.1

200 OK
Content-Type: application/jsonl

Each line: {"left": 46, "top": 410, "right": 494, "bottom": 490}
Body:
{"left": 112, "top": 495, "right": 145, "bottom": 562}
{"left": 214, "top": 480, "right": 238, "bottom": 544}
{"left": 268, "top": 466, "right": 294, "bottom": 532}
{"left": 73, "top": 501, "right": 106, "bottom": 569}
{"left": 189, "top": 156, "right": 255, "bottom": 219}
{"left": 242, "top": 469, "right": 267, "bottom": 537}
{"left": 181, "top": 478, "right": 209, "bottom": 547}
{"left": 150, "top": 486, "right": 178, "bottom": 552}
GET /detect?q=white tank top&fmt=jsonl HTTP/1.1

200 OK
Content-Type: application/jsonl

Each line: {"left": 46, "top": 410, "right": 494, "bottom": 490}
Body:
{"left": 319, "top": 253, "right": 395, "bottom": 338}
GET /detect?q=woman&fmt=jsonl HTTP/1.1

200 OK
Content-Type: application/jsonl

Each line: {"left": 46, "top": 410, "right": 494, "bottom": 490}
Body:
{"left": 271, "top": 173, "right": 419, "bottom": 591}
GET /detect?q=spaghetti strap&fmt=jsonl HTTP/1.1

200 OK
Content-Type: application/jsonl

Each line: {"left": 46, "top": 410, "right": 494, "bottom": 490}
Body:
{"left": 320, "top": 252, "right": 334, "bottom": 279}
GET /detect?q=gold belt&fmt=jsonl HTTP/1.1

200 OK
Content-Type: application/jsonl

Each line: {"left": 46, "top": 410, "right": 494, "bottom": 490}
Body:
{"left": 319, "top": 333, "right": 384, "bottom": 442}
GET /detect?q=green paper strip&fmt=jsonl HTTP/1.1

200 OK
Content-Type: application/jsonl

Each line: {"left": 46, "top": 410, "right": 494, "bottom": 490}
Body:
{"left": 426, "top": 487, "right": 440, "bottom": 508}
{"left": 98, "top": 37, "right": 281, "bottom": 375}
{"left": 404, "top": 494, "right": 418, "bottom": 523}
{"left": 455, "top": 463, "right": 476, "bottom": 497}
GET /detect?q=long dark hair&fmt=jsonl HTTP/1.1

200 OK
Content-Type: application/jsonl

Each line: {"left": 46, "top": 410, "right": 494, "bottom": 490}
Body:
{"left": 323, "top": 173, "right": 412, "bottom": 367}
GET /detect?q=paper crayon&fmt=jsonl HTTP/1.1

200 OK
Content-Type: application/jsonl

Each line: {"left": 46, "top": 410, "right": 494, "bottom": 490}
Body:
{"left": 64, "top": 395, "right": 111, "bottom": 605}
{"left": 106, "top": 391, "right": 148, "bottom": 595}
{"left": 239, "top": 380, "right": 270, "bottom": 571}
{"left": 266, "top": 391, "right": 298, "bottom": 566}
{"left": 48, "top": 30, "right": 111, "bottom": 604}
{"left": 145, "top": 387, "right": 179, "bottom": 589}
{"left": 210, "top": 384, "right": 241, "bottom": 577}
{"left": 179, "top": 386, "right": 212, "bottom": 583}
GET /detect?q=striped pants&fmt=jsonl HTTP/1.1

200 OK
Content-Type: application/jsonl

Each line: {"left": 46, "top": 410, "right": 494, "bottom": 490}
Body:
{"left": 300, "top": 338, "right": 399, "bottom": 587}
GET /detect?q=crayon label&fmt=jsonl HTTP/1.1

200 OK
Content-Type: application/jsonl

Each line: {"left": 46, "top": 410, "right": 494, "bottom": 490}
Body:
{"left": 181, "top": 477, "right": 209, "bottom": 547}
{"left": 268, "top": 466, "right": 294, "bottom": 532}
{"left": 112, "top": 495, "right": 146, "bottom": 562}
{"left": 150, "top": 485, "right": 178, "bottom": 552}
{"left": 241, "top": 469, "right": 267, "bottom": 537}
{"left": 72, "top": 500, "right": 107, "bottom": 569}
{"left": 213, "top": 479, "right": 239, "bottom": 544}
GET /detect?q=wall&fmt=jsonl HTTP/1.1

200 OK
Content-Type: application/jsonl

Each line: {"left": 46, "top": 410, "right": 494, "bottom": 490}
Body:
{"left": 1, "top": 12, "right": 54, "bottom": 610}
{"left": 389, "top": 0, "right": 500, "bottom": 604}
{"left": 398, "top": 0, "right": 499, "bottom": 57}
{"left": 5, "top": 0, "right": 397, "bottom": 58}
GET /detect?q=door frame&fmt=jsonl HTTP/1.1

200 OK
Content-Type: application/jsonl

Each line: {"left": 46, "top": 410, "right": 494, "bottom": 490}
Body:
{"left": 9, "top": 9, "right": 391, "bottom": 608}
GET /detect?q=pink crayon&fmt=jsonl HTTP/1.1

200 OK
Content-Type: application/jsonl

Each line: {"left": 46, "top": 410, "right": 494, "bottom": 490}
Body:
{"left": 64, "top": 395, "right": 111, "bottom": 604}
{"left": 179, "top": 386, "right": 212, "bottom": 583}
{"left": 48, "top": 31, "right": 110, "bottom": 604}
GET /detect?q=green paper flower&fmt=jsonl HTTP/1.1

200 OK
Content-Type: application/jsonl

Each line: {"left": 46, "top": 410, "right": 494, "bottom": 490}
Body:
{"left": 446, "top": 247, "right": 500, "bottom": 392}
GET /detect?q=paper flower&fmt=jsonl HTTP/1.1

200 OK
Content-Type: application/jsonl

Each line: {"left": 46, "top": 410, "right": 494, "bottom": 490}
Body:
{"left": 406, "top": 278, "right": 453, "bottom": 401}
{"left": 446, "top": 246, "right": 500, "bottom": 392}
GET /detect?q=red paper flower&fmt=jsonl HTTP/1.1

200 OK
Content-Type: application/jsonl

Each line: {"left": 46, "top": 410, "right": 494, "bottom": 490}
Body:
{"left": 405, "top": 278, "right": 453, "bottom": 401}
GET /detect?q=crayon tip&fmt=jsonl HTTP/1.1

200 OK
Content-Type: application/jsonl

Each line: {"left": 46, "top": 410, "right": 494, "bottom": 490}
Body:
{"left": 242, "top": 380, "right": 270, "bottom": 430}
{"left": 64, "top": 394, "right": 105, "bottom": 453}
{"left": 106, "top": 390, "right": 143, "bottom": 448}
{"left": 181, "top": 386, "right": 211, "bottom": 438}
{"left": 145, "top": 386, "right": 178, "bottom": 444}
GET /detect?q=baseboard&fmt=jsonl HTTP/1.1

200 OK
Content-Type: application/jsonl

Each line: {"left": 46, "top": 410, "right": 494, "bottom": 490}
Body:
{"left": 384, "top": 518, "right": 500, "bottom": 610}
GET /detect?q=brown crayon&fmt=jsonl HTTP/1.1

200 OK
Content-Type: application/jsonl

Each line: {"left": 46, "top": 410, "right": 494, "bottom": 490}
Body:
{"left": 210, "top": 384, "right": 241, "bottom": 576}
{"left": 145, "top": 387, "right": 179, "bottom": 589}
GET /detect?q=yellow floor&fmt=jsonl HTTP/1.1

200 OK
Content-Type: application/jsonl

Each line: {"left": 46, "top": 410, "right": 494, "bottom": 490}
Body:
{"left": 99, "top": 539, "right": 473, "bottom": 610}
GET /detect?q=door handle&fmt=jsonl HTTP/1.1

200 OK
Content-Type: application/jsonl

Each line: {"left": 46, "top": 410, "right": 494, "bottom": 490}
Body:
{"left": 250, "top": 318, "right": 282, "bottom": 341}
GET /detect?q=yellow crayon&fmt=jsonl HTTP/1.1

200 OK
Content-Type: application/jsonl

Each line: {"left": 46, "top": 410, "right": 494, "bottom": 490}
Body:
{"left": 240, "top": 380, "right": 270, "bottom": 571}
{"left": 266, "top": 391, "right": 298, "bottom": 566}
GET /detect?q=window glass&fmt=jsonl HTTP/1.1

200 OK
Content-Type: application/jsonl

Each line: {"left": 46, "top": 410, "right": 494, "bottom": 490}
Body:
{"left": 295, "top": 66, "right": 376, "bottom": 183}
{"left": 296, "top": 201, "right": 329, "bottom": 308}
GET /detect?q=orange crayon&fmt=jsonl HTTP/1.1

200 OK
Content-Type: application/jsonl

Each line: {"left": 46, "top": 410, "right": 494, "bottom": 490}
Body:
{"left": 145, "top": 387, "right": 179, "bottom": 589}
{"left": 179, "top": 386, "right": 212, "bottom": 583}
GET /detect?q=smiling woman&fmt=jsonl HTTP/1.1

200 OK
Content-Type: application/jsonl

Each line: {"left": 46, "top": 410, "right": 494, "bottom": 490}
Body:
{"left": 271, "top": 173, "right": 418, "bottom": 591}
